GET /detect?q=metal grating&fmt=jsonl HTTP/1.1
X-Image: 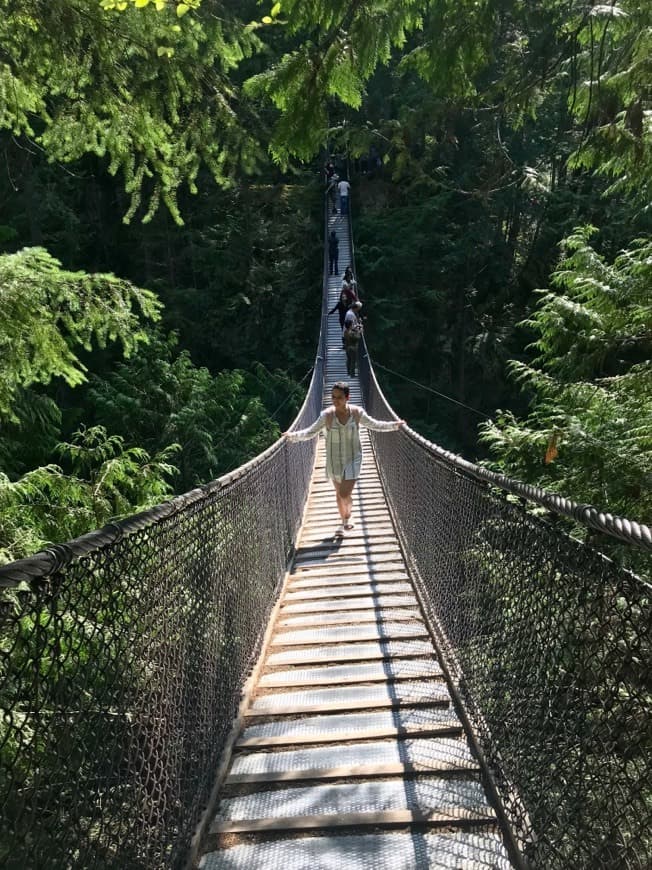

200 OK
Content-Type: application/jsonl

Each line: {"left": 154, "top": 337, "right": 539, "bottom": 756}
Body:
{"left": 265, "top": 639, "right": 436, "bottom": 666}
{"left": 216, "top": 777, "right": 492, "bottom": 822}
{"left": 281, "top": 594, "right": 420, "bottom": 613}
{"left": 228, "top": 737, "right": 476, "bottom": 777}
{"left": 200, "top": 831, "right": 513, "bottom": 870}
{"left": 277, "top": 608, "right": 422, "bottom": 628}
{"left": 239, "top": 708, "right": 463, "bottom": 743}
{"left": 258, "top": 659, "right": 441, "bottom": 687}
{"left": 249, "top": 681, "right": 451, "bottom": 713}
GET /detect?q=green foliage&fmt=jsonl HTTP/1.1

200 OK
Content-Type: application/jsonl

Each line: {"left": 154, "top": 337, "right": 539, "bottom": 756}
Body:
{"left": 400, "top": 0, "right": 496, "bottom": 101}
{"left": 87, "top": 331, "right": 294, "bottom": 491}
{"left": 0, "top": 247, "right": 161, "bottom": 419}
{"left": 526, "top": 226, "right": 652, "bottom": 378}
{"left": 245, "top": 0, "right": 425, "bottom": 163}
{"left": 481, "top": 228, "right": 652, "bottom": 530}
{"left": 566, "top": 1, "right": 652, "bottom": 203}
{"left": 0, "top": 0, "right": 263, "bottom": 221}
{"left": 0, "top": 426, "right": 179, "bottom": 564}
{"left": 125, "top": 178, "right": 322, "bottom": 374}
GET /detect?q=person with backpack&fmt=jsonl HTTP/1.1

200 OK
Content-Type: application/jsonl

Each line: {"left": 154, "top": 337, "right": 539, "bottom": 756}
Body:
{"left": 343, "top": 301, "right": 363, "bottom": 377}
{"left": 328, "top": 230, "right": 339, "bottom": 276}
{"left": 328, "top": 275, "right": 358, "bottom": 330}
{"left": 284, "top": 381, "right": 405, "bottom": 536}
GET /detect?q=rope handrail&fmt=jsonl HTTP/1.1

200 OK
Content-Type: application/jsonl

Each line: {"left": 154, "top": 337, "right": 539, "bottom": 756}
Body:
{"left": 0, "top": 185, "right": 333, "bottom": 590}
{"left": 0, "top": 437, "right": 285, "bottom": 587}
{"left": 0, "top": 185, "right": 650, "bottom": 870}
{"left": 365, "top": 355, "right": 652, "bottom": 552}
{"left": 2, "top": 199, "right": 649, "bottom": 587}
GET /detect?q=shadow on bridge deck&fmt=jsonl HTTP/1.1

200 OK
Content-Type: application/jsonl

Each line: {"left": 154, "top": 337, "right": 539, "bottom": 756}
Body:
{"left": 197, "top": 209, "right": 517, "bottom": 870}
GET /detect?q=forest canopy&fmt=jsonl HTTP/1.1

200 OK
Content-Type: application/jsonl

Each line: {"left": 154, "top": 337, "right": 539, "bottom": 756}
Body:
{"left": 0, "top": 0, "right": 650, "bottom": 564}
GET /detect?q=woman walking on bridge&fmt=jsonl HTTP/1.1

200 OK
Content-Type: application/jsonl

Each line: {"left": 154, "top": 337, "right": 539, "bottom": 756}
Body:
{"left": 285, "top": 382, "right": 404, "bottom": 537}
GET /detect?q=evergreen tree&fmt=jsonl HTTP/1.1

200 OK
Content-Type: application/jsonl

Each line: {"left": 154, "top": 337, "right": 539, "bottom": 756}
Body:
{"left": 0, "top": 426, "right": 179, "bottom": 563}
{"left": 481, "top": 227, "right": 651, "bottom": 535}
{"left": 0, "top": 247, "right": 161, "bottom": 419}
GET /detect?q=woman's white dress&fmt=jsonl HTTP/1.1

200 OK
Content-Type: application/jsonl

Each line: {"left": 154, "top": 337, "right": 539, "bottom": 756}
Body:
{"left": 287, "top": 405, "right": 401, "bottom": 481}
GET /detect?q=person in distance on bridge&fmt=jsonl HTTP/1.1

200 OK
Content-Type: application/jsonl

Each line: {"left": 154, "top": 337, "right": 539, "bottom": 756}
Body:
{"left": 328, "top": 271, "right": 358, "bottom": 333}
{"left": 337, "top": 176, "right": 351, "bottom": 215}
{"left": 284, "top": 381, "right": 405, "bottom": 538}
{"left": 326, "top": 173, "right": 339, "bottom": 214}
{"left": 342, "top": 265, "right": 357, "bottom": 298}
{"left": 343, "top": 302, "right": 363, "bottom": 377}
{"left": 328, "top": 230, "right": 339, "bottom": 276}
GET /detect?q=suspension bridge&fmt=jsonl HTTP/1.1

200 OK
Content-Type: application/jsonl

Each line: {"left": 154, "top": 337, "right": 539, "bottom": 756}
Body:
{"left": 0, "top": 196, "right": 650, "bottom": 870}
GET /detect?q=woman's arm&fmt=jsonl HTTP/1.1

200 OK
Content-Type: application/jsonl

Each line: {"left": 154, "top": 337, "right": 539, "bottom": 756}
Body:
{"left": 358, "top": 409, "right": 405, "bottom": 432}
{"left": 285, "top": 411, "right": 328, "bottom": 442}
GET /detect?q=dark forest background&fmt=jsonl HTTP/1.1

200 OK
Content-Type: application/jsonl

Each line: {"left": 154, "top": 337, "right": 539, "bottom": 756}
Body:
{"left": 0, "top": 0, "right": 650, "bottom": 563}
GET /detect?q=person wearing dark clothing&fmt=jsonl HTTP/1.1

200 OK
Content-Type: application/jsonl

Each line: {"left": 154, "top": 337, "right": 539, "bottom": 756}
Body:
{"left": 328, "top": 280, "right": 358, "bottom": 330}
{"left": 328, "top": 230, "right": 339, "bottom": 275}
{"left": 342, "top": 266, "right": 357, "bottom": 299}
{"left": 326, "top": 175, "right": 338, "bottom": 213}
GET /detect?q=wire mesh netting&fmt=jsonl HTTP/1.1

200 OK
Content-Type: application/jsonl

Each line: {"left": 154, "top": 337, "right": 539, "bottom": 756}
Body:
{"left": 0, "top": 354, "right": 325, "bottom": 867}
{"left": 2, "top": 191, "right": 651, "bottom": 870}
{"left": 360, "top": 355, "right": 652, "bottom": 870}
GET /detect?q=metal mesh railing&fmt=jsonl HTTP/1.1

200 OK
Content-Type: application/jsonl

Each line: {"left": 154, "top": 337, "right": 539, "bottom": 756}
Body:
{"left": 3, "top": 185, "right": 651, "bottom": 870}
{"left": 360, "top": 355, "right": 652, "bottom": 869}
{"left": 0, "top": 214, "right": 330, "bottom": 868}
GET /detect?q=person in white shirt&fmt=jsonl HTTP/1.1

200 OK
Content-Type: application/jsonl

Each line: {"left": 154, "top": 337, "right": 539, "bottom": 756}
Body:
{"left": 284, "top": 381, "right": 405, "bottom": 537}
{"left": 337, "top": 178, "right": 351, "bottom": 215}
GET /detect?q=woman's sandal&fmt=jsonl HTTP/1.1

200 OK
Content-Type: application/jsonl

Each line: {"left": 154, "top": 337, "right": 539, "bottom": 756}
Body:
{"left": 343, "top": 521, "right": 355, "bottom": 531}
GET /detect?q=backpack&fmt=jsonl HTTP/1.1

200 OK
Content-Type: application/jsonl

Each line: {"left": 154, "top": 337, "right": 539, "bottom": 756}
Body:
{"left": 343, "top": 311, "right": 362, "bottom": 337}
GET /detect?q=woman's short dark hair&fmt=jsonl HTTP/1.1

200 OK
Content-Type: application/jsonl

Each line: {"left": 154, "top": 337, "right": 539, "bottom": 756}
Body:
{"left": 332, "top": 381, "right": 350, "bottom": 397}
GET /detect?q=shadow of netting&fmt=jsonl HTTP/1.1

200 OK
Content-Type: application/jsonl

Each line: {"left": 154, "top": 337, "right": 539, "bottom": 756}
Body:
{"left": 367, "top": 420, "right": 652, "bottom": 869}
{"left": 0, "top": 434, "right": 319, "bottom": 869}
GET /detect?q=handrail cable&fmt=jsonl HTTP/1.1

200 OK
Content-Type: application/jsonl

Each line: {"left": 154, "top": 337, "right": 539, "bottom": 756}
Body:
{"left": 0, "top": 183, "right": 650, "bottom": 870}
{"left": 372, "top": 360, "right": 491, "bottom": 419}
{"left": 366, "top": 343, "right": 652, "bottom": 552}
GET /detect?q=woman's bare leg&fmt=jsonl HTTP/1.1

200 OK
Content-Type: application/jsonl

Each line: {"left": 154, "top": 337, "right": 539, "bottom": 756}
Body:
{"left": 333, "top": 479, "right": 356, "bottom": 524}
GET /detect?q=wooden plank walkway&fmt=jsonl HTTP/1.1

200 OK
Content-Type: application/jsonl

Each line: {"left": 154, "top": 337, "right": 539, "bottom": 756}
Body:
{"left": 198, "top": 211, "right": 517, "bottom": 869}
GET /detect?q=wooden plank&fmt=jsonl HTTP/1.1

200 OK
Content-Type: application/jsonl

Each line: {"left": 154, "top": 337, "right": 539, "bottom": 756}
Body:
{"left": 244, "top": 695, "right": 449, "bottom": 717}
{"left": 279, "top": 597, "right": 420, "bottom": 614}
{"left": 271, "top": 627, "right": 429, "bottom": 647}
{"left": 235, "top": 722, "right": 464, "bottom": 749}
{"left": 258, "top": 666, "right": 442, "bottom": 689}
{"left": 288, "top": 568, "right": 409, "bottom": 586}
{"left": 284, "top": 585, "right": 412, "bottom": 602}
{"left": 298, "top": 530, "right": 396, "bottom": 544}
{"left": 294, "top": 543, "right": 402, "bottom": 562}
{"left": 263, "top": 641, "right": 437, "bottom": 667}
{"left": 292, "top": 553, "right": 405, "bottom": 572}
{"left": 210, "top": 807, "right": 496, "bottom": 836}
{"left": 295, "top": 536, "right": 399, "bottom": 551}
{"left": 276, "top": 610, "right": 424, "bottom": 630}
{"left": 304, "top": 508, "right": 392, "bottom": 521}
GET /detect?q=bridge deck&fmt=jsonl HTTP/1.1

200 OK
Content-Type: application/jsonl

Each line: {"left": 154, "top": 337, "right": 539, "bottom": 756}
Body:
{"left": 199, "top": 211, "right": 516, "bottom": 868}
